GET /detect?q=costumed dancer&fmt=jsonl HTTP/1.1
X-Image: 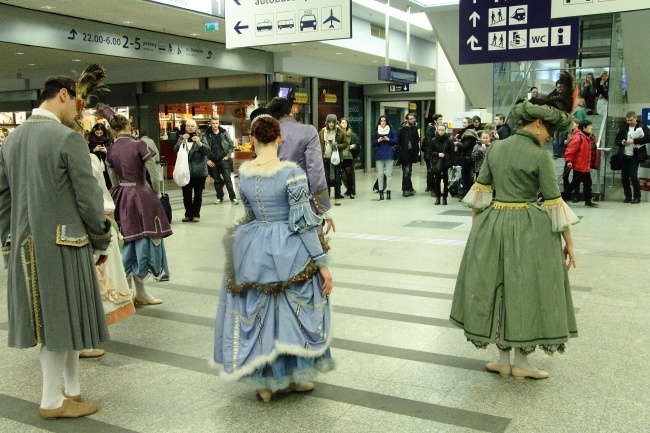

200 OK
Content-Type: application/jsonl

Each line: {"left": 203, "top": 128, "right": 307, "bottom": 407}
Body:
{"left": 0, "top": 65, "right": 112, "bottom": 419}
{"left": 450, "top": 71, "right": 580, "bottom": 381}
{"left": 86, "top": 152, "right": 136, "bottom": 355}
{"left": 101, "top": 104, "right": 172, "bottom": 305}
{"left": 212, "top": 109, "right": 334, "bottom": 403}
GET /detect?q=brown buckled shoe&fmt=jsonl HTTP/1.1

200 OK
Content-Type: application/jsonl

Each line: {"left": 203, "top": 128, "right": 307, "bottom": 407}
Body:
{"left": 39, "top": 399, "right": 98, "bottom": 420}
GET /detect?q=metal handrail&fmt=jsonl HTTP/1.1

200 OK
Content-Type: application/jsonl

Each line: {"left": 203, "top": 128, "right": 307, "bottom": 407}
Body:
{"left": 495, "top": 61, "right": 534, "bottom": 122}
{"left": 530, "top": 66, "right": 610, "bottom": 73}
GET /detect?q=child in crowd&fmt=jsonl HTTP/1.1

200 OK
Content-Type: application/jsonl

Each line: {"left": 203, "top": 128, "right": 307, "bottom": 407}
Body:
{"left": 472, "top": 131, "right": 491, "bottom": 178}
{"left": 482, "top": 124, "right": 498, "bottom": 142}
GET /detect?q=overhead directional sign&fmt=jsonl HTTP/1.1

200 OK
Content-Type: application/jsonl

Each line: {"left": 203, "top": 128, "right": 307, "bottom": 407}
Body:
{"left": 551, "top": 0, "right": 650, "bottom": 19}
{"left": 225, "top": 0, "right": 352, "bottom": 50}
{"left": 388, "top": 83, "right": 410, "bottom": 93}
{"left": 459, "top": 0, "right": 579, "bottom": 65}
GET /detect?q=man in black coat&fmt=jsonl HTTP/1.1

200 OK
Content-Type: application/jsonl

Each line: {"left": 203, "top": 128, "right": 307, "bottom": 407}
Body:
{"left": 495, "top": 113, "right": 511, "bottom": 139}
{"left": 397, "top": 113, "right": 420, "bottom": 197}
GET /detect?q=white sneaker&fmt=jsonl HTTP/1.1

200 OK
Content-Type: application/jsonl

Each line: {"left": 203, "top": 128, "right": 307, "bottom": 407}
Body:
{"left": 215, "top": 198, "right": 223, "bottom": 204}
{"left": 231, "top": 199, "right": 239, "bottom": 205}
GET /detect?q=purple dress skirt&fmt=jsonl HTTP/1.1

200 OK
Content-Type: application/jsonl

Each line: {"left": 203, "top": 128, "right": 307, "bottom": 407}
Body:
{"left": 107, "top": 135, "right": 172, "bottom": 281}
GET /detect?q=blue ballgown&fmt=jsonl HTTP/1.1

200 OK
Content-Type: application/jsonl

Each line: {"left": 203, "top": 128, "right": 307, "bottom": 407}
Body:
{"left": 212, "top": 161, "right": 334, "bottom": 391}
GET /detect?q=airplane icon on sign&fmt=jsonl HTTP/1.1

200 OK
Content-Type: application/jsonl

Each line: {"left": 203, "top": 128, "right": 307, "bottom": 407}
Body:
{"left": 323, "top": 9, "right": 340, "bottom": 28}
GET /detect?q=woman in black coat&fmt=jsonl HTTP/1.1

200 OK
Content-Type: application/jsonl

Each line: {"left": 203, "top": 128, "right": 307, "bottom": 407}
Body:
{"left": 430, "top": 125, "right": 454, "bottom": 205}
{"left": 88, "top": 122, "right": 113, "bottom": 189}
{"left": 454, "top": 117, "right": 479, "bottom": 196}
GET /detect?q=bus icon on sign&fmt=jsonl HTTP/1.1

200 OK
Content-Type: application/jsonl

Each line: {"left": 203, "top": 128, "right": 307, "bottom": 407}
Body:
{"left": 278, "top": 19, "right": 294, "bottom": 29}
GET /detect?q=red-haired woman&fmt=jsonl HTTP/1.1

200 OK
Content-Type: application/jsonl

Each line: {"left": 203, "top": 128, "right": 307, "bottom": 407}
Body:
{"left": 212, "top": 109, "right": 334, "bottom": 403}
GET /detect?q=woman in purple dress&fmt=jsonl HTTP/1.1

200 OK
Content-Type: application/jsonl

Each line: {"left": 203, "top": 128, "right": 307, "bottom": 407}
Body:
{"left": 101, "top": 106, "right": 172, "bottom": 305}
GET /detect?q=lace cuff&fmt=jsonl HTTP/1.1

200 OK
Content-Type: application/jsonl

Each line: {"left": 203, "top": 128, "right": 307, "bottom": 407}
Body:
{"left": 461, "top": 183, "right": 493, "bottom": 210}
{"left": 542, "top": 198, "right": 580, "bottom": 232}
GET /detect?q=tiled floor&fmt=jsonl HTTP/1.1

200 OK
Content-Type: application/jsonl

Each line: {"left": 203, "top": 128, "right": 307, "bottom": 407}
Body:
{"left": 0, "top": 161, "right": 648, "bottom": 432}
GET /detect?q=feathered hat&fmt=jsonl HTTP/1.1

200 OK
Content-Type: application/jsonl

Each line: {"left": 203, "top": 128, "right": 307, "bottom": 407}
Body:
{"left": 74, "top": 63, "right": 109, "bottom": 114}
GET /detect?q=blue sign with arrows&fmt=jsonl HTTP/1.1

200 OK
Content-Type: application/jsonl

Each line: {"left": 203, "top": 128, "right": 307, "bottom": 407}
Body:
{"left": 459, "top": 0, "right": 579, "bottom": 65}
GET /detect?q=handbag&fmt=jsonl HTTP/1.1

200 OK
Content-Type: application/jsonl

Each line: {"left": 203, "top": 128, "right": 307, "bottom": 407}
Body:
{"left": 173, "top": 142, "right": 190, "bottom": 187}
{"left": 431, "top": 158, "right": 444, "bottom": 174}
{"left": 634, "top": 144, "right": 648, "bottom": 162}
{"left": 330, "top": 146, "right": 341, "bottom": 165}
{"left": 350, "top": 143, "right": 361, "bottom": 159}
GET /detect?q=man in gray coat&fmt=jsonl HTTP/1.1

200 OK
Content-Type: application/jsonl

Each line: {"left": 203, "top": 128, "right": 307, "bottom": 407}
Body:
{"left": 0, "top": 76, "right": 112, "bottom": 419}
{"left": 267, "top": 98, "right": 335, "bottom": 233}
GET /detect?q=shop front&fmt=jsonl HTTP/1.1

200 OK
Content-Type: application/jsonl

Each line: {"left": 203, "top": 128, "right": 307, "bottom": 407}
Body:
{"left": 157, "top": 100, "right": 257, "bottom": 177}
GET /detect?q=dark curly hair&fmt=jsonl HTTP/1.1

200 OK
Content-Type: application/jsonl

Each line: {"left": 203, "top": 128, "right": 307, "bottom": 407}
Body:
{"left": 252, "top": 116, "right": 281, "bottom": 145}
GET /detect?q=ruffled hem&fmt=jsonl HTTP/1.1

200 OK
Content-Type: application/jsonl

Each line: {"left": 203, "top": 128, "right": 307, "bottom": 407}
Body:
{"left": 461, "top": 183, "right": 493, "bottom": 210}
{"left": 467, "top": 338, "right": 567, "bottom": 355}
{"left": 542, "top": 197, "right": 580, "bottom": 232}
{"left": 238, "top": 358, "right": 335, "bottom": 392}
{"left": 211, "top": 337, "right": 333, "bottom": 385}
{"left": 105, "top": 301, "right": 135, "bottom": 326}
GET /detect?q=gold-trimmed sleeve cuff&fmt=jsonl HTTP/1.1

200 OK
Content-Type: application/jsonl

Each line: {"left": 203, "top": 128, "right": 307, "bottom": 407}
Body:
{"left": 542, "top": 197, "right": 580, "bottom": 232}
{"left": 461, "top": 182, "right": 494, "bottom": 210}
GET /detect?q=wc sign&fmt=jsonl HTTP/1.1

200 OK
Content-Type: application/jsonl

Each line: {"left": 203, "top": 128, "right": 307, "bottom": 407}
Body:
{"left": 460, "top": 0, "right": 578, "bottom": 65}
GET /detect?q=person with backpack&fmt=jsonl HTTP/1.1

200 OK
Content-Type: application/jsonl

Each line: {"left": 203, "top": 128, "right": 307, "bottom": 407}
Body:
{"left": 565, "top": 120, "right": 598, "bottom": 207}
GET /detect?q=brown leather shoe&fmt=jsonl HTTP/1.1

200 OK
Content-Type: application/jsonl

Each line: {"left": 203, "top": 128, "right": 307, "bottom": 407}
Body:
{"left": 62, "top": 388, "right": 82, "bottom": 402}
{"left": 39, "top": 399, "right": 98, "bottom": 420}
{"left": 79, "top": 349, "right": 105, "bottom": 358}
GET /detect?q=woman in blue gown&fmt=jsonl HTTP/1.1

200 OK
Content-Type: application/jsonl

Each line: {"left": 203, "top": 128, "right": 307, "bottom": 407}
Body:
{"left": 212, "top": 111, "right": 334, "bottom": 403}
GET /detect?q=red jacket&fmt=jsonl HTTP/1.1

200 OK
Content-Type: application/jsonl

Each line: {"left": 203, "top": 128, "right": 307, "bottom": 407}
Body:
{"left": 564, "top": 130, "right": 592, "bottom": 172}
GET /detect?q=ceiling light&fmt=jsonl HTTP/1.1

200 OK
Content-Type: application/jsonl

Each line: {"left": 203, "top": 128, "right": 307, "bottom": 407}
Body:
{"left": 123, "top": 20, "right": 135, "bottom": 24}
{"left": 410, "top": 0, "right": 459, "bottom": 6}
{"left": 372, "top": 60, "right": 378, "bottom": 63}
{"left": 27, "top": 63, "right": 36, "bottom": 66}
{"left": 72, "top": 59, "right": 81, "bottom": 62}
{"left": 336, "top": 52, "right": 343, "bottom": 55}
{"left": 353, "top": 0, "right": 433, "bottom": 30}
{"left": 189, "top": 33, "right": 200, "bottom": 36}
{"left": 15, "top": 52, "right": 24, "bottom": 55}
{"left": 40, "top": 5, "right": 56, "bottom": 10}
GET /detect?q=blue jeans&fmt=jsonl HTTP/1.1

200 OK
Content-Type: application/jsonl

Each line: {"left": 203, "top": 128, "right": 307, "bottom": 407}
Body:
{"left": 401, "top": 162, "right": 413, "bottom": 192}
{"left": 208, "top": 160, "right": 236, "bottom": 200}
{"left": 553, "top": 132, "right": 568, "bottom": 157}
{"left": 324, "top": 159, "right": 342, "bottom": 198}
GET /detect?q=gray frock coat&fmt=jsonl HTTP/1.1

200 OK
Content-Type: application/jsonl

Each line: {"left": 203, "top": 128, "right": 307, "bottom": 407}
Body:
{"left": 0, "top": 115, "right": 111, "bottom": 351}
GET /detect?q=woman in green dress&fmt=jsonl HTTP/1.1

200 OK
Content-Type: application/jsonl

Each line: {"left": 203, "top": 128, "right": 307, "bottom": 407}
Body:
{"left": 450, "top": 72, "right": 579, "bottom": 381}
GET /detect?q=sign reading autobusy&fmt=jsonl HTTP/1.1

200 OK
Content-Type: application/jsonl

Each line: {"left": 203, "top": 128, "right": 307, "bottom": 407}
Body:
{"left": 459, "top": 0, "right": 579, "bottom": 65}
{"left": 225, "top": 0, "right": 352, "bottom": 50}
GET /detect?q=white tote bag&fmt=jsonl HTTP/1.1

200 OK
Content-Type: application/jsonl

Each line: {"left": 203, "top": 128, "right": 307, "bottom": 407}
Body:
{"left": 330, "top": 147, "right": 341, "bottom": 165}
{"left": 173, "top": 142, "right": 190, "bottom": 187}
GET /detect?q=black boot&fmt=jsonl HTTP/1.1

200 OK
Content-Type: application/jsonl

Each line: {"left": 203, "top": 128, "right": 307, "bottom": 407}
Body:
{"left": 379, "top": 191, "right": 384, "bottom": 201}
{"left": 442, "top": 197, "right": 448, "bottom": 205}
{"left": 435, "top": 197, "right": 441, "bottom": 205}
{"left": 387, "top": 191, "right": 391, "bottom": 200}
